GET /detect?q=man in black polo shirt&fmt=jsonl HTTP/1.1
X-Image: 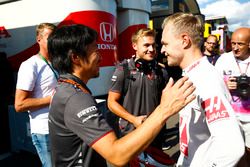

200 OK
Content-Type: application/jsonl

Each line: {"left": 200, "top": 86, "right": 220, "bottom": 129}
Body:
{"left": 48, "top": 24, "right": 195, "bottom": 167}
{"left": 108, "top": 28, "right": 171, "bottom": 165}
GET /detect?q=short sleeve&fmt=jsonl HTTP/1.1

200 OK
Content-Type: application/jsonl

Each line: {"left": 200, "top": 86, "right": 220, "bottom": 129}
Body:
{"left": 16, "top": 60, "right": 37, "bottom": 91}
{"left": 109, "top": 63, "right": 126, "bottom": 93}
{"left": 64, "top": 93, "right": 112, "bottom": 145}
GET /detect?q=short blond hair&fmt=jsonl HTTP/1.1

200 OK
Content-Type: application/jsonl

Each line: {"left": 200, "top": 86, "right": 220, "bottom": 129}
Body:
{"left": 131, "top": 28, "right": 156, "bottom": 44}
{"left": 162, "top": 12, "right": 204, "bottom": 47}
{"left": 36, "top": 23, "right": 56, "bottom": 37}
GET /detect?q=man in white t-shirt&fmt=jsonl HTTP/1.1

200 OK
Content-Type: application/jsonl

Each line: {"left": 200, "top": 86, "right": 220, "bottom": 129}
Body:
{"left": 160, "top": 12, "right": 244, "bottom": 166}
{"left": 215, "top": 27, "right": 250, "bottom": 167}
{"left": 15, "top": 23, "right": 57, "bottom": 167}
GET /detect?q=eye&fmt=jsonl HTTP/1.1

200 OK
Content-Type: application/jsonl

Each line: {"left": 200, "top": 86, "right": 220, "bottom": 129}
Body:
{"left": 238, "top": 43, "right": 246, "bottom": 47}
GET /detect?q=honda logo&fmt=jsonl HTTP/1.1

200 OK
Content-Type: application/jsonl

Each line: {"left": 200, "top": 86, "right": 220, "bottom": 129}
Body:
{"left": 100, "top": 22, "right": 114, "bottom": 42}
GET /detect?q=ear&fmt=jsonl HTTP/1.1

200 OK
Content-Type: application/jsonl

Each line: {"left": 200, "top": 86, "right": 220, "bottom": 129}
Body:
{"left": 132, "top": 42, "right": 138, "bottom": 51}
{"left": 181, "top": 33, "right": 191, "bottom": 49}
{"left": 204, "top": 41, "right": 207, "bottom": 47}
{"left": 70, "top": 52, "right": 81, "bottom": 65}
{"left": 37, "top": 35, "right": 41, "bottom": 43}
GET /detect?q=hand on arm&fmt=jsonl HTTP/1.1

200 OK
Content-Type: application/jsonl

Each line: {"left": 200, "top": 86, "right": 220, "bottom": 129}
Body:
{"left": 93, "top": 77, "right": 195, "bottom": 166}
{"left": 133, "top": 115, "right": 147, "bottom": 128}
{"left": 15, "top": 89, "right": 51, "bottom": 112}
{"left": 107, "top": 91, "right": 144, "bottom": 127}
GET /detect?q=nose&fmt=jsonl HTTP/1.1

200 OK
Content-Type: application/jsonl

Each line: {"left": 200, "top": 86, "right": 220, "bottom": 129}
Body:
{"left": 148, "top": 45, "right": 154, "bottom": 52}
{"left": 232, "top": 44, "right": 239, "bottom": 50}
{"left": 160, "top": 46, "right": 165, "bottom": 54}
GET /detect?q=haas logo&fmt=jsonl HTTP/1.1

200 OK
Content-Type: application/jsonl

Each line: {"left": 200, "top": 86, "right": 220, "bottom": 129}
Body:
{"left": 100, "top": 22, "right": 114, "bottom": 42}
{"left": 202, "top": 96, "right": 229, "bottom": 123}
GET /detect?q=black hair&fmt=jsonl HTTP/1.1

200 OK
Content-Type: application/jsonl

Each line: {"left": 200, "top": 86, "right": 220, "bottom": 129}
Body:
{"left": 48, "top": 24, "right": 98, "bottom": 74}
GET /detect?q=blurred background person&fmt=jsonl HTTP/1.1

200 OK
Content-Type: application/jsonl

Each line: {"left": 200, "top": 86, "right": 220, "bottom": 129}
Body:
{"left": 203, "top": 34, "right": 220, "bottom": 65}
{"left": 14, "top": 23, "right": 57, "bottom": 167}
{"left": 215, "top": 27, "right": 250, "bottom": 167}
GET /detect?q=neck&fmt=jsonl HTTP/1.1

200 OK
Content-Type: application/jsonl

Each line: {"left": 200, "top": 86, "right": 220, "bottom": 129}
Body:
{"left": 236, "top": 53, "right": 249, "bottom": 61}
{"left": 39, "top": 51, "right": 49, "bottom": 61}
{"left": 180, "top": 47, "right": 203, "bottom": 69}
{"left": 72, "top": 71, "right": 89, "bottom": 85}
{"left": 204, "top": 50, "right": 212, "bottom": 56}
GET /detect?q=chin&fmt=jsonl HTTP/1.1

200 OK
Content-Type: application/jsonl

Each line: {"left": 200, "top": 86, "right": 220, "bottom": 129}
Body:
{"left": 93, "top": 72, "right": 100, "bottom": 78}
{"left": 168, "top": 61, "right": 178, "bottom": 67}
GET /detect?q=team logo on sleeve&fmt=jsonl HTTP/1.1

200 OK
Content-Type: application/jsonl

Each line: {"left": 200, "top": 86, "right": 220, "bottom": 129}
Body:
{"left": 202, "top": 96, "right": 229, "bottom": 123}
{"left": 77, "top": 106, "right": 98, "bottom": 123}
{"left": 111, "top": 75, "right": 117, "bottom": 81}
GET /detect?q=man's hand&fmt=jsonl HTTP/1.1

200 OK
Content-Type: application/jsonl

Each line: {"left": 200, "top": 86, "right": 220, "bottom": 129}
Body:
{"left": 227, "top": 76, "right": 237, "bottom": 90}
{"left": 159, "top": 76, "right": 195, "bottom": 118}
{"left": 133, "top": 115, "right": 147, "bottom": 128}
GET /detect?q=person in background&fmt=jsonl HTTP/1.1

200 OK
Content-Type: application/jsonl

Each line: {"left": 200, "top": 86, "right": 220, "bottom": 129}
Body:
{"left": 215, "top": 27, "right": 250, "bottom": 167}
{"left": 203, "top": 34, "right": 220, "bottom": 65}
{"left": 161, "top": 12, "right": 244, "bottom": 166}
{"left": 15, "top": 23, "right": 57, "bottom": 167}
{"left": 107, "top": 28, "right": 170, "bottom": 166}
{"left": 48, "top": 24, "right": 195, "bottom": 167}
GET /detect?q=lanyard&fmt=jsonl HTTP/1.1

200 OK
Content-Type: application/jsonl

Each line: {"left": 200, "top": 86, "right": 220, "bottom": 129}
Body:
{"left": 58, "top": 78, "right": 90, "bottom": 94}
{"left": 236, "top": 60, "right": 249, "bottom": 75}
{"left": 39, "top": 53, "right": 59, "bottom": 80}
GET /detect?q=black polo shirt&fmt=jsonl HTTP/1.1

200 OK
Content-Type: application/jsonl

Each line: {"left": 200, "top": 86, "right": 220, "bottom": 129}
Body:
{"left": 49, "top": 74, "right": 113, "bottom": 167}
{"left": 110, "top": 58, "right": 168, "bottom": 138}
{"left": 204, "top": 53, "right": 220, "bottom": 65}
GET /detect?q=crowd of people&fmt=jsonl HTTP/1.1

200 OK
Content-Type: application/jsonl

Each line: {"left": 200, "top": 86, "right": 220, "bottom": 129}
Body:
{"left": 1, "top": 11, "right": 248, "bottom": 167}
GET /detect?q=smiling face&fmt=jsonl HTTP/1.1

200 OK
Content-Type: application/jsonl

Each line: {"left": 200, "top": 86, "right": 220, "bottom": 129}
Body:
{"left": 133, "top": 35, "right": 156, "bottom": 61}
{"left": 161, "top": 23, "right": 184, "bottom": 67}
{"left": 82, "top": 40, "right": 101, "bottom": 79}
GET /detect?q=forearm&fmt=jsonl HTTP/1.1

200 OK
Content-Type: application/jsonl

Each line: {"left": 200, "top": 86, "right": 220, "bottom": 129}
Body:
{"left": 103, "top": 106, "right": 170, "bottom": 166}
{"left": 15, "top": 96, "right": 51, "bottom": 112}
{"left": 108, "top": 100, "right": 136, "bottom": 124}
{"left": 99, "top": 77, "right": 195, "bottom": 166}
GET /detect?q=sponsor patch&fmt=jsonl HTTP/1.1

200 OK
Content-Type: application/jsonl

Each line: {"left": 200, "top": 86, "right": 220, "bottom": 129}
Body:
{"left": 82, "top": 113, "right": 99, "bottom": 123}
{"left": 77, "top": 106, "right": 97, "bottom": 118}
{"left": 180, "top": 123, "right": 188, "bottom": 156}
{"left": 111, "top": 75, "right": 117, "bottom": 81}
{"left": 202, "top": 96, "right": 229, "bottom": 124}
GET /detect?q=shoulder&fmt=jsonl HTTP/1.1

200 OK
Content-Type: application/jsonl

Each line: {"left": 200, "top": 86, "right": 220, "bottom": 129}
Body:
{"left": 215, "top": 52, "right": 234, "bottom": 67}
{"left": 217, "top": 52, "right": 234, "bottom": 61}
{"left": 156, "top": 62, "right": 168, "bottom": 78}
{"left": 24, "top": 55, "right": 41, "bottom": 63}
{"left": 57, "top": 83, "right": 95, "bottom": 107}
{"left": 18, "top": 55, "right": 39, "bottom": 72}
{"left": 20, "top": 55, "right": 43, "bottom": 68}
{"left": 115, "top": 58, "right": 134, "bottom": 73}
{"left": 70, "top": 92, "right": 96, "bottom": 107}
{"left": 115, "top": 59, "right": 127, "bottom": 70}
